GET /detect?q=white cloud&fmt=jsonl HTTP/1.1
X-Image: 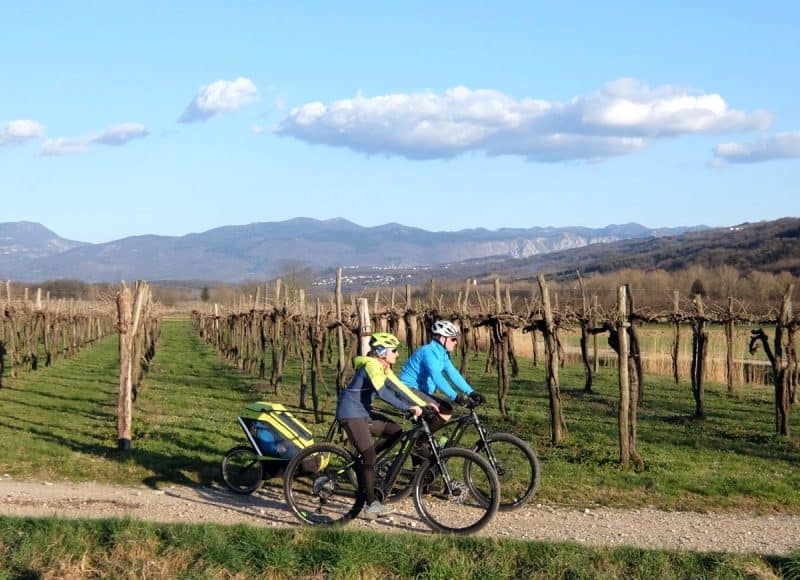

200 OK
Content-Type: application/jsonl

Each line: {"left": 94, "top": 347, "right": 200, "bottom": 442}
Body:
{"left": 0, "top": 119, "right": 45, "bottom": 146}
{"left": 41, "top": 137, "right": 89, "bottom": 156}
{"left": 92, "top": 123, "right": 149, "bottom": 145}
{"left": 179, "top": 77, "right": 258, "bottom": 123}
{"left": 713, "top": 131, "right": 800, "bottom": 164}
{"left": 40, "top": 122, "right": 148, "bottom": 156}
{"left": 274, "top": 79, "right": 771, "bottom": 162}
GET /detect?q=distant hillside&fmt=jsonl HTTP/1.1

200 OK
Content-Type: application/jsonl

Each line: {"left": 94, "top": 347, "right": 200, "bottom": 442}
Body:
{"left": 0, "top": 222, "right": 87, "bottom": 276}
{"left": 0, "top": 222, "right": 86, "bottom": 258}
{"left": 447, "top": 218, "right": 800, "bottom": 282}
{"left": 0, "top": 219, "right": 701, "bottom": 283}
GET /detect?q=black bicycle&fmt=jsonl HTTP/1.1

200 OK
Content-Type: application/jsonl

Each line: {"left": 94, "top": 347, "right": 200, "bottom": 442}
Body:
{"left": 318, "top": 399, "right": 540, "bottom": 511}
{"left": 282, "top": 408, "right": 501, "bottom": 534}
{"left": 433, "top": 399, "right": 540, "bottom": 511}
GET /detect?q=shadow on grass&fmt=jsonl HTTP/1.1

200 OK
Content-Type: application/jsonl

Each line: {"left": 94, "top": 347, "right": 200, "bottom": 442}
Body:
{"left": 4, "top": 385, "right": 116, "bottom": 406}
{"left": 0, "top": 415, "right": 221, "bottom": 489}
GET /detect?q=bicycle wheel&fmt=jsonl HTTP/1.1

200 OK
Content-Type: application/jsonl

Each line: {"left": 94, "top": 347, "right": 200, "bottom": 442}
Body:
{"left": 283, "top": 443, "right": 364, "bottom": 525}
{"left": 412, "top": 448, "right": 500, "bottom": 535}
{"left": 220, "top": 445, "right": 264, "bottom": 495}
{"left": 472, "top": 433, "right": 541, "bottom": 511}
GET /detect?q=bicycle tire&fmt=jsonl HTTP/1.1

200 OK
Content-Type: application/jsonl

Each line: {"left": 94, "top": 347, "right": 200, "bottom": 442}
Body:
{"left": 283, "top": 442, "right": 364, "bottom": 526}
{"left": 220, "top": 445, "right": 265, "bottom": 495}
{"left": 412, "top": 448, "right": 500, "bottom": 535}
{"left": 472, "top": 433, "right": 541, "bottom": 511}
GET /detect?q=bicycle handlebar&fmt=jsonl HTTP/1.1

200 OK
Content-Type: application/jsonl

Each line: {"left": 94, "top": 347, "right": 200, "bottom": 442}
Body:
{"left": 408, "top": 406, "right": 440, "bottom": 422}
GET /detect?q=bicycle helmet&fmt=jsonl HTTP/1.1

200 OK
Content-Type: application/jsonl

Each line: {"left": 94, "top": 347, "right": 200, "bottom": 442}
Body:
{"left": 369, "top": 332, "right": 401, "bottom": 351}
{"left": 431, "top": 320, "right": 459, "bottom": 338}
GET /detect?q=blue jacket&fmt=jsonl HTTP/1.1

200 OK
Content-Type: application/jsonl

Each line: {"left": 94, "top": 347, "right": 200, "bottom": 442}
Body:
{"left": 398, "top": 340, "right": 473, "bottom": 401}
{"left": 336, "top": 356, "right": 427, "bottom": 420}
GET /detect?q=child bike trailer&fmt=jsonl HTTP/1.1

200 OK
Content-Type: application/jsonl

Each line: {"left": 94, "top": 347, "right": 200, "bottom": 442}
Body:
{"left": 220, "top": 401, "right": 324, "bottom": 495}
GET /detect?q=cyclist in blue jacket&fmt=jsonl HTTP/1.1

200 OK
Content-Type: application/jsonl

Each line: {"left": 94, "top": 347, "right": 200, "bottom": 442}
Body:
{"left": 400, "top": 320, "right": 486, "bottom": 406}
{"left": 399, "top": 319, "right": 486, "bottom": 428}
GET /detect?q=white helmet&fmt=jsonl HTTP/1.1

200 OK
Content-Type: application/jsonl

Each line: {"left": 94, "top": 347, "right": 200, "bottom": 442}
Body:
{"left": 431, "top": 320, "right": 459, "bottom": 338}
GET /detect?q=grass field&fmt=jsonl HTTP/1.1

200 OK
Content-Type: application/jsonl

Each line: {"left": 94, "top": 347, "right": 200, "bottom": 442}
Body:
{"left": 2, "top": 319, "right": 800, "bottom": 578}
{"left": 1, "top": 517, "right": 793, "bottom": 579}
{"left": 1, "top": 319, "right": 799, "bottom": 512}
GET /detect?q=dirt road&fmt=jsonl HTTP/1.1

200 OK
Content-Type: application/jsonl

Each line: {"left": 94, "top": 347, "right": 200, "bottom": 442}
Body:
{"left": 2, "top": 477, "right": 798, "bottom": 556}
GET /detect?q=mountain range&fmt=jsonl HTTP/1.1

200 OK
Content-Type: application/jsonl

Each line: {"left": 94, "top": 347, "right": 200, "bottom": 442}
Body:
{"left": 1, "top": 217, "right": 797, "bottom": 285}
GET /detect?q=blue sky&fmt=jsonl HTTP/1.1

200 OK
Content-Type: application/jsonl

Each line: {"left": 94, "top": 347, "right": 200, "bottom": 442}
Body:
{"left": 2, "top": 1, "right": 798, "bottom": 243}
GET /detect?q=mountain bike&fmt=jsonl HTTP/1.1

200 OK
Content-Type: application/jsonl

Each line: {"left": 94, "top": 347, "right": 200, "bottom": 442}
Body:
{"left": 282, "top": 408, "right": 501, "bottom": 534}
{"left": 394, "top": 399, "right": 541, "bottom": 511}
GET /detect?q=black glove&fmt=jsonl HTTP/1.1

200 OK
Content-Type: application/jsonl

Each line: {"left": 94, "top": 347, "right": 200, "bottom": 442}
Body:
{"left": 454, "top": 394, "right": 470, "bottom": 407}
{"left": 469, "top": 391, "right": 486, "bottom": 405}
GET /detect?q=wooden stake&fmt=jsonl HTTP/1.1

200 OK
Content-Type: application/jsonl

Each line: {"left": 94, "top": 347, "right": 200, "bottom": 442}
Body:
{"left": 117, "top": 283, "right": 133, "bottom": 451}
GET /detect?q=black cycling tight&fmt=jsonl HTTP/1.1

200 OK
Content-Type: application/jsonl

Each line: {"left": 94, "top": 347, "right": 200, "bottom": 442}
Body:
{"left": 341, "top": 416, "right": 402, "bottom": 505}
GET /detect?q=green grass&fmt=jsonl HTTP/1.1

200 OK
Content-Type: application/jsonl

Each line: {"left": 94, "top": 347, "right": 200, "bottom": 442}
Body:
{"left": 0, "top": 319, "right": 258, "bottom": 486}
{"left": 1, "top": 319, "right": 798, "bottom": 514}
{"left": 2, "top": 320, "right": 800, "bottom": 576}
{"left": 0, "top": 516, "right": 792, "bottom": 579}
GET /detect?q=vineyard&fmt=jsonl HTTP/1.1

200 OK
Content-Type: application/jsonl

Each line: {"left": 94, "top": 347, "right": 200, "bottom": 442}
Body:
{"left": 0, "top": 283, "right": 115, "bottom": 388}
{"left": 189, "top": 270, "right": 797, "bottom": 450}
{"left": 2, "top": 270, "right": 798, "bottom": 463}
{"left": 2, "top": 272, "right": 800, "bottom": 577}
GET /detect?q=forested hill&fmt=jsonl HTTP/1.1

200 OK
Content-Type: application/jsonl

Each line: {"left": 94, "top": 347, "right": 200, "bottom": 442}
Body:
{"left": 451, "top": 218, "right": 800, "bottom": 280}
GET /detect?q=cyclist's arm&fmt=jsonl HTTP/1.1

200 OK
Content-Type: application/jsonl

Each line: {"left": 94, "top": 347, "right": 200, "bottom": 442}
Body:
{"left": 442, "top": 356, "right": 474, "bottom": 396}
{"left": 364, "top": 361, "right": 426, "bottom": 409}
{"left": 420, "top": 348, "right": 460, "bottom": 400}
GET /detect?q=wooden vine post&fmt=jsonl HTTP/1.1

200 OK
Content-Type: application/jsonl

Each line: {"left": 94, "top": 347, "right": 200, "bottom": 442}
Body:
{"left": 615, "top": 285, "right": 643, "bottom": 468}
{"left": 129, "top": 281, "right": 150, "bottom": 400}
{"left": 115, "top": 280, "right": 156, "bottom": 451}
{"left": 504, "top": 285, "right": 520, "bottom": 378}
{"left": 335, "top": 268, "right": 346, "bottom": 394}
{"left": 592, "top": 295, "right": 599, "bottom": 374}
{"left": 297, "top": 290, "right": 309, "bottom": 409}
{"left": 671, "top": 291, "right": 681, "bottom": 384}
{"left": 725, "top": 296, "right": 735, "bottom": 395}
{"left": 690, "top": 293, "right": 708, "bottom": 419}
{"left": 269, "top": 279, "right": 284, "bottom": 393}
{"left": 617, "top": 285, "right": 631, "bottom": 464}
{"left": 117, "top": 283, "right": 133, "bottom": 451}
{"left": 307, "top": 298, "right": 327, "bottom": 422}
{"left": 626, "top": 284, "right": 644, "bottom": 404}
{"left": 403, "top": 284, "right": 419, "bottom": 354}
{"left": 538, "top": 274, "right": 566, "bottom": 443}
{"left": 577, "top": 271, "right": 594, "bottom": 392}
{"left": 357, "top": 298, "right": 372, "bottom": 356}
{"left": 458, "top": 279, "right": 472, "bottom": 379}
{"left": 529, "top": 283, "right": 539, "bottom": 368}
{"left": 750, "top": 284, "right": 798, "bottom": 437}
{"left": 493, "top": 279, "right": 510, "bottom": 417}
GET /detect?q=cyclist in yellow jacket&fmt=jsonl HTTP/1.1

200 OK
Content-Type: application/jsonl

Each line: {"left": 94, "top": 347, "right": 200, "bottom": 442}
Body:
{"left": 336, "top": 332, "right": 433, "bottom": 518}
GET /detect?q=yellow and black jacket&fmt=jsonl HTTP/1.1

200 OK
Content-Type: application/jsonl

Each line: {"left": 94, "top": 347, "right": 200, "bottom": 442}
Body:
{"left": 336, "top": 356, "right": 427, "bottom": 420}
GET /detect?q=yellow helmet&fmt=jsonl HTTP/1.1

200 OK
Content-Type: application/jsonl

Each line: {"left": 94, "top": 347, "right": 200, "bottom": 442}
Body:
{"left": 369, "top": 332, "right": 401, "bottom": 349}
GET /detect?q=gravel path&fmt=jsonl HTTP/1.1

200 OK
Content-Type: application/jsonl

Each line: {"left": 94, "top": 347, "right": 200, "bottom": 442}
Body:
{"left": 2, "top": 477, "right": 799, "bottom": 556}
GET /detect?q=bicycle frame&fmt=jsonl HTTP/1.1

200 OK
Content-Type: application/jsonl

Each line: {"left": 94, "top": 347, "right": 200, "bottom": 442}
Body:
{"left": 437, "top": 405, "right": 502, "bottom": 468}
{"left": 325, "top": 410, "right": 461, "bottom": 501}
